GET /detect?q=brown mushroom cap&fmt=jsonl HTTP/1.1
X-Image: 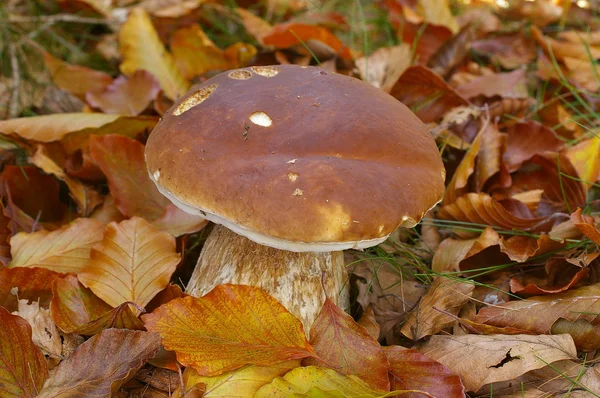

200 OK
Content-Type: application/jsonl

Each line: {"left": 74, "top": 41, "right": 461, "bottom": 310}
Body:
{"left": 145, "top": 65, "right": 445, "bottom": 252}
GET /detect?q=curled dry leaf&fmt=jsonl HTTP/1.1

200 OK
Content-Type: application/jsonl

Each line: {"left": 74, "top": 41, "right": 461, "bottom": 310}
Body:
{"left": 390, "top": 65, "right": 470, "bottom": 123}
{"left": 0, "top": 113, "right": 156, "bottom": 143}
{"left": 235, "top": 7, "right": 273, "bottom": 45}
{"left": 531, "top": 25, "right": 600, "bottom": 62}
{"left": 418, "top": 333, "right": 577, "bottom": 392}
{"left": 9, "top": 218, "right": 105, "bottom": 274}
{"left": 0, "top": 307, "right": 49, "bottom": 398}
{"left": 37, "top": 329, "right": 161, "bottom": 398}
{"left": 510, "top": 266, "right": 589, "bottom": 296}
{"left": 86, "top": 70, "right": 161, "bottom": 115}
{"left": 503, "top": 121, "right": 565, "bottom": 173}
{"left": 262, "top": 23, "right": 352, "bottom": 60}
{"left": 471, "top": 32, "right": 536, "bottom": 70}
{"left": 254, "top": 366, "right": 404, "bottom": 398}
{"left": 42, "top": 50, "right": 113, "bottom": 98}
{"left": 0, "top": 267, "right": 61, "bottom": 312}
{"left": 356, "top": 306, "right": 380, "bottom": 341}
{"left": 51, "top": 275, "right": 143, "bottom": 335}
{"left": 401, "top": 277, "right": 474, "bottom": 340}
{"left": 119, "top": 8, "right": 189, "bottom": 100}
{"left": 304, "top": 298, "right": 390, "bottom": 391}
{"left": 571, "top": 208, "right": 600, "bottom": 245}
{"left": 179, "top": 361, "right": 301, "bottom": 397}
{"left": 427, "top": 24, "right": 477, "bottom": 79}
{"left": 12, "top": 299, "right": 62, "bottom": 359}
{"left": 355, "top": 44, "right": 411, "bottom": 93}
{"left": 143, "top": 285, "right": 315, "bottom": 376}
{"left": 399, "top": 21, "right": 453, "bottom": 66}
{"left": 455, "top": 68, "right": 529, "bottom": 100}
{"left": 78, "top": 217, "right": 180, "bottom": 308}
{"left": 385, "top": 346, "right": 465, "bottom": 398}
{"left": 551, "top": 318, "right": 600, "bottom": 352}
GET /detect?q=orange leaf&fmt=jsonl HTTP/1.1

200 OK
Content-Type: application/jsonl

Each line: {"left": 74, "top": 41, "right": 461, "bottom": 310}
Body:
{"left": 390, "top": 65, "right": 469, "bottom": 123}
{"left": 0, "top": 267, "right": 63, "bottom": 312}
{"left": 401, "top": 277, "right": 474, "bottom": 340}
{"left": 143, "top": 285, "right": 315, "bottom": 376}
{"left": 503, "top": 121, "right": 564, "bottom": 173}
{"left": 86, "top": 70, "right": 161, "bottom": 115}
{"left": 305, "top": 298, "right": 390, "bottom": 391}
{"left": 50, "top": 275, "right": 143, "bottom": 335}
{"left": 42, "top": 50, "right": 113, "bottom": 98}
{"left": 79, "top": 217, "right": 180, "bottom": 308}
{"left": 37, "top": 329, "right": 160, "bottom": 397}
{"left": 9, "top": 218, "right": 105, "bottom": 274}
{"left": 263, "top": 23, "right": 352, "bottom": 60}
{"left": 385, "top": 346, "right": 465, "bottom": 398}
{"left": 119, "top": 8, "right": 189, "bottom": 100}
{"left": 0, "top": 307, "right": 49, "bottom": 397}
{"left": 571, "top": 208, "right": 600, "bottom": 245}
{"left": 89, "top": 134, "right": 169, "bottom": 220}
{"left": 510, "top": 267, "right": 589, "bottom": 296}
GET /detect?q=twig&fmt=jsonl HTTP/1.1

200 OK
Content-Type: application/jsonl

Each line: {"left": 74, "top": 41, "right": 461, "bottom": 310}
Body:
{"left": 8, "top": 14, "right": 109, "bottom": 25}
{"left": 8, "top": 43, "right": 20, "bottom": 119}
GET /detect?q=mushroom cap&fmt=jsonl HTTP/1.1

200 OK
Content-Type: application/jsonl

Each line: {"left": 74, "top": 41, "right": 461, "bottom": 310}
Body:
{"left": 145, "top": 65, "right": 445, "bottom": 252}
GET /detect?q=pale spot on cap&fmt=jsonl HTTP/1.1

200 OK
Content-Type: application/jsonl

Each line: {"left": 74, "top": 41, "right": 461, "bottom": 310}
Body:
{"left": 251, "top": 66, "right": 279, "bottom": 77}
{"left": 153, "top": 170, "right": 160, "bottom": 180}
{"left": 288, "top": 172, "right": 299, "bottom": 182}
{"left": 173, "top": 84, "right": 217, "bottom": 116}
{"left": 249, "top": 111, "right": 272, "bottom": 127}
{"left": 287, "top": 159, "right": 297, "bottom": 164}
{"left": 228, "top": 70, "right": 252, "bottom": 80}
{"left": 292, "top": 188, "right": 303, "bottom": 196}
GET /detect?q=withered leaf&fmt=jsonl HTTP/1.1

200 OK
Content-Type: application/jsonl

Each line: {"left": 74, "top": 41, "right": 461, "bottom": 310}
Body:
{"left": 38, "top": 329, "right": 160, "bottom": 397}
{"left": 143, "top": 285, "right": 315, "bottom": 376}
{"left": 503, "top": 121, "right": 565, "bottom": 173}
{"left": 0, "top": 267, "right": 62, "bottom": 312}
{"left": 571, "top": 208, "right": 600, "bottom": 245}
{"left": 263, "top": 23, "right": 352, "bottom": 60}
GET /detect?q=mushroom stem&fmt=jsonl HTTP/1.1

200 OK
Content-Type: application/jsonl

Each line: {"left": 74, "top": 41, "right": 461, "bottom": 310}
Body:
{"left": 186, "top": 224, "right": 349, "bottom": 333}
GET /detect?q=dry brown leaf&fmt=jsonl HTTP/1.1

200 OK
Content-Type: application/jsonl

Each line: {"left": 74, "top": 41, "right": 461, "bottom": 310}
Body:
{"left": 415, "top": 0, "right": 459, "bottom": 34}
{"left": 503, "top": 121, "right": 565, "bottom": 173}
{"left": 235, "top": 8, "right": 273, "bottom": 45}
{"left": 531, "top": 25, "right": 600, "bottom": 62}
{"left": 9, "top": 218, "right": 104, "bottom": 274}
{"left": 38, "top": 329, "right": 160, "bottom": 397}
{"left": 418, "top": 334, "right": 577, "bottom": 392}
{"left": 79, "top": 217, "right": 180, "bottom": 308}
{"left": 471, "top": 32, "right": 536, "bottom": 70}
{"left": 355, "top": 45, "right": 411, "bottom": 93}
{"left": 401, "top": 277, "right": 474, "bottom": 340}
{"left": 12, "top": 299, "right": 62, "bottom": 359}
{"left": 571, "top": 208, "right": 600, "bottom": 245}
{"left": 0, "top": 267, "right": 62, "bottom": 312}
{"left": 456, "top": 68, "right": 529, "bottom": 100}
{"left": 119, "top": 7, "right": 189, "bottom": 100}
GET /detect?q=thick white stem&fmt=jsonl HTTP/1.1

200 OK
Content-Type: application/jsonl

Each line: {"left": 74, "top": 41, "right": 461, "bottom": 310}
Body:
{"left": 186, "top": 224, "right": 349, "bottom": 333}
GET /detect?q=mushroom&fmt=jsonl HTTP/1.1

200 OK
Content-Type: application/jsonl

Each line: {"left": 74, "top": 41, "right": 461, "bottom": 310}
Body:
{"left": 144, "top": 65, "right": 445, "bottom": 332}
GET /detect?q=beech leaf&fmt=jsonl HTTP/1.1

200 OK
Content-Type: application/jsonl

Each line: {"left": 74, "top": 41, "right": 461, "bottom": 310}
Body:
{"left": 143, "top": 284, "right": 316, "bottom": 376}
{"left": 0, "top": 307, "right": 49, "bottom": 398}
{"left": 38, "top": 329, "right": 160, "bottom": 397}
{"left": 418, "top": 334, "right": 577, "bottom": 392}
{"left": 119, "top": 7, "right": 189, "bottom": 100}
{"left": 571, "top": 208, "right": 600, "bottom": 245}
{"left": 0, "top": 267, "right": 62, "bottom": 312}
{"left": 305, "top": 298, "right": 391, "bottom": 391}
{"left": 9, "top": 218, "right": 105, "bottom": 274}
{"left": 263, "top": 23, "right": 352, "bottom": 60}
{"left": 78, "top": 217, "right": 180, "bottom": 308}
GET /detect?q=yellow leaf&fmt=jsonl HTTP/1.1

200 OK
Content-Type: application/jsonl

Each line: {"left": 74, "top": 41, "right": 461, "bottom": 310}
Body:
{"left": 78, "top": 217, "right": 180, "bottom": 308}
{"left": 143, "top": 285, "right": 315, "bottom": 376}
{"left": 179, "top": 361, "right": 300, "bottom": 397}
{"left": 417, "top": 0, "right": 459, "bottom": 34}
{"left": 566, "top": 135, "right": 600, "bottom": 190}
{"left": 170, "top": 24, "right": 229, "bottom": 80}
{"left": 42, "top": 51, "right": 113, "bottom": 97}
{"left": 9, "top": 218, "right": 105, "bottom": 274}
{"left": 119, "top": 8, "right": 189, "bottom": 100}
{"left": 254, "top": 366, "right": 407, "bottom": 397}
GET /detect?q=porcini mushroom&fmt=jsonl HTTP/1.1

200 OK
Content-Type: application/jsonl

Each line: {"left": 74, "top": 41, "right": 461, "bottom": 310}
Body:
{"left": 145, "top": 65, "right": 445, "bottom": 331}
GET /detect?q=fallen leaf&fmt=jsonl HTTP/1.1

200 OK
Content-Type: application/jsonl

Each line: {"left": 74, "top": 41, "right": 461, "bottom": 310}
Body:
{"left": 0, "top": 203, "right": 10, "bottom": 266}
{"left": 390, "top": 65, "right": 470, "bottom": 123}
{"left": 398, "top": 21, "right": 453, "bottom": 66}
{"left": 356, "top": 306, "right": 380, "bottom": 341}
{"left": 29, "top": 145, "right": 102, "bottom": 216}
{"left": 42, "top": 50, "right": 113, "bottom": 98}
{"left": 179, "top": 361, "right": 301, "bottom": 397}
{"left": 551, "top": 318, "right": 600, "bottom": 352}
{"left": 0, "top": 267, "right": 61, "bottom": 312}
{"left": 471, "top": 32, "right": 536, "bottom": 69}
{"left": 136, "top": 0, "right": 206, "bottom": 18}
{"left": 0, "top": 113, "right": 156, "bottom": 143}
{"left": 254, "top": 366, "right": 402, "bottom": 397}
{"left": 417, "top": 334, "right": 577, "bottom": 392}
{"left": 531, "top": 25, "right": 600, "bottom": 62}
{"left": 0, "top": 307, "right": 49, "bottom": 397}
{"left": 510, "top": 267, "right": 589, "bottom": 295}
{"left": 64, "top": 148, "right": 105, "bottom": 182}
{"left": 170, "top": 24, "right": 230, "bottom": 80}
{"left": 476, "top": 121, "right": 505, "bottom": 192}
{"left": 263, "top": 23, "right": 352, "bottom": 60}
{"left": 455, "top": 68, "right": 529, "bottom": 100}
{"left": 503, "top": 121, "right": 565, "bottom": 173}
{"left": 38, "top": 329, "right": 160, "bottom": 397}
{"left": 566, "top": 135, "right": 600, "bottom": 189}
{"left": 89, "top": 134, "right": 169, "bottom": 220}
{"left": 304, "top": 298, "right": 390, "bottom": 391}
{"left": 431, "top": 227, "right": 501, "bottom": 273}
{"left": 385, "top": 346, "right": 465, "bottom": 398}
{"left": 79, "top": 217, "right": 180, "bottom": 308}
{"left": 86, "top": 70, "right": 161, "bottom": 115}
{"left": 401, "top": 277, "right": 474, "bottom": 340}
{"left": 427, "top": 24, "right": 476, "bottom": 79}
{"left": 12, "top": 299, "right": 62, "bottom": 358}
{"left": 571, "top": 208, "right": 600, "bottom": 245}
{"left": 355, "top": 44, "right": 411, "bottom": 93}
{"left": 51, "top": 274, "right": 144, "bottom": 335}
{"left": 150, "top": 203, "right": 208, "bottom": 237}
{"left": 474, "top": 284, "right": 600, "bottom": 337}
{"left": 235, "top": 7, "right": 273, "bottom": 45}
{"left": 119, "top": 8, "right": 189, "bottom": 100}
{"left": 415, "top": 0, "right": 459, "bottom": 34}
{"left": 9, "top": 218, "right": 104, "bottom": 273}
{"left": 143, "top": 285, "right": 315, "bottom": 376}
{"left": 145, "top": 283, "right": 184, "bottom": 313}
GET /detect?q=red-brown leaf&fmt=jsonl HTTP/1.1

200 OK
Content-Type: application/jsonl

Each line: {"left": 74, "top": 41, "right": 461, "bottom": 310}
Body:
{"left": 263, "top": 23, "right": 352, "bottom": 60}
{"left": 0, "top": 267, "right": 63, "bottom": 312}
{"left": 304, "top": 298, "right": 390, "bottom": 391}
{"left": 571, "top": 208, "right": 600, "bottom": 245}
{"left": 0, "top": 307, "right": 49, "bottom": 397}
{"left": 503, "top": 121, "right": 565, "bottom": 173}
